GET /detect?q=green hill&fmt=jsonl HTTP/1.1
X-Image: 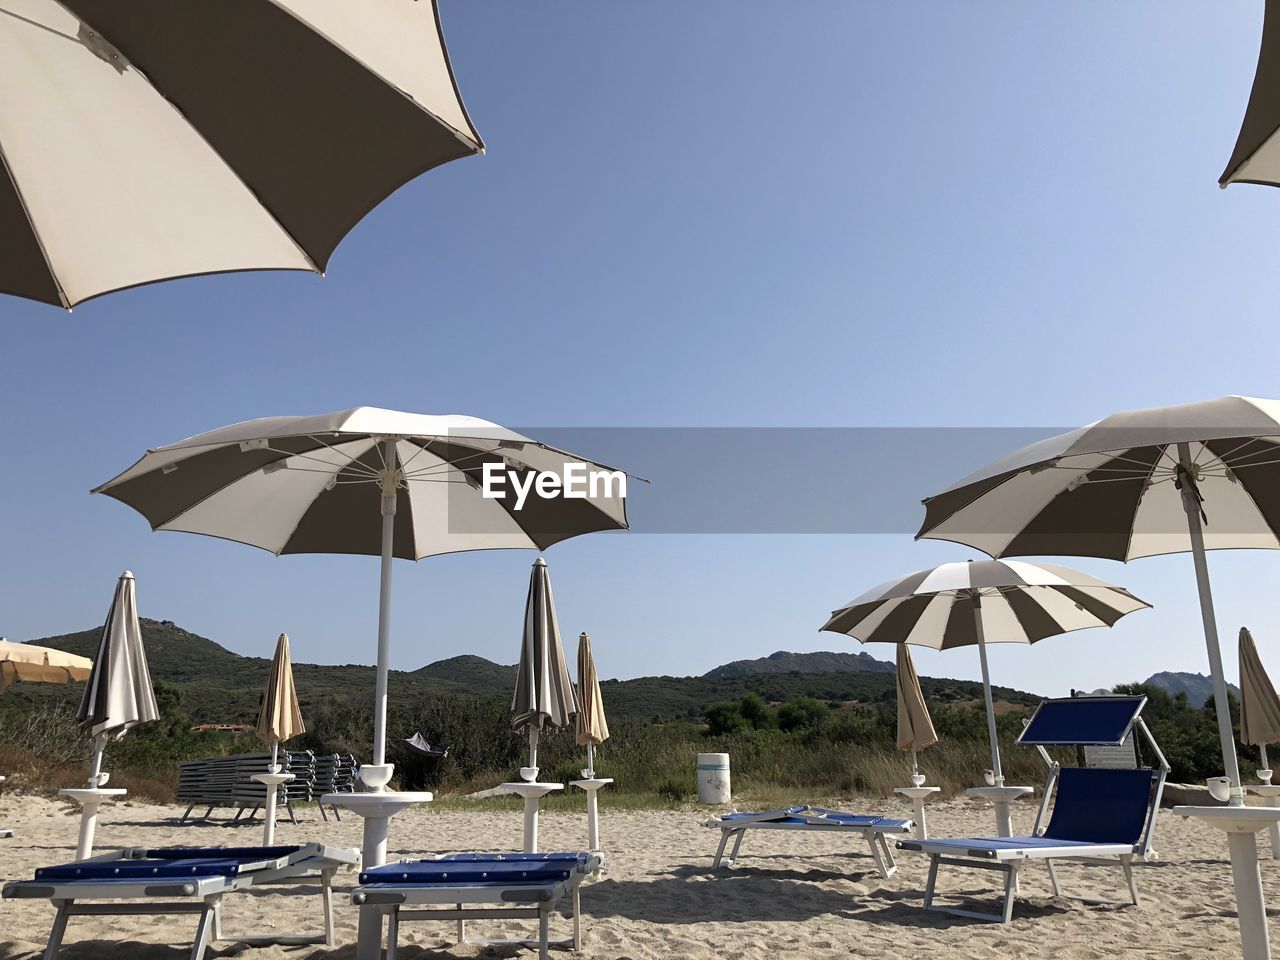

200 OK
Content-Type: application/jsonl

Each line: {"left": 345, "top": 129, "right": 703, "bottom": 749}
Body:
{"left": 7, "top": 619, "right": 1038, "bottom": 726}
{"left": 705, "top": 649, "right": 896, "bottom": 679}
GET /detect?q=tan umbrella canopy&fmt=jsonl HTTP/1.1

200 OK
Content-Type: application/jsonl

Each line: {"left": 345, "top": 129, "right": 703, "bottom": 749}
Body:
{"left": 1239, "top": 627, "right": 1280, "bottom": 778}
{"left": 896, "top": 644, "right": 938, "bottom": 781}
{"left": 1221, "top": 0, "right": 1280, "bottom": 189}
{"left": 575, "top": 632, "right": 610, "bottom": 778}
{"left": 0, "top": 638, "right": 92, "bottom": 692}
{"left": 0, "top": 0, "right": 483, "bottom": 308}
{"left": 257, "top": 633, "right": 305, "bottom": 771}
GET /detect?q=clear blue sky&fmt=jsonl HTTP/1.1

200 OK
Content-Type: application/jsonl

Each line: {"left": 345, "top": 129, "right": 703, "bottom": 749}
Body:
{"left": 4, "top": 1, "right": 1280, "bottom": 698}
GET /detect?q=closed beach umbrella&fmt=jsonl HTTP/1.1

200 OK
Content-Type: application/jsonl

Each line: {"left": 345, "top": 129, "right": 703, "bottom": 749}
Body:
{"left": 0, "top": 0, "right": 482, "bottom": 308}
{"left": 1221, "top": 1, "right": 1280, "bottom": 189}
{"left": 821, "top": 560, "right": 1149, "bottom": 789}
{"left": 77, "top": 571, "right": 159, "bottom": 784}
{"left": 916, "top": 396, "right": 1280, "bottom": 959}
{"left": 896, "top": 644, "right": 938, "bottom": 780}
{"left": 1240, "top": 628, "right": 1280, "bottom": 776}
{"left": 513, "top": 558, "right": 576, "bottom": 777}
{"left": 257, "top": 633, "right": 305, "bottom": 768}
{"left": 576, "top": 632, "right": 610, "bottom": 778}
{"left": 0, "top": 639, "right": 92, "bottom": 692}
{"left": 255, "top": 632, "right": 304, "bottom": 845}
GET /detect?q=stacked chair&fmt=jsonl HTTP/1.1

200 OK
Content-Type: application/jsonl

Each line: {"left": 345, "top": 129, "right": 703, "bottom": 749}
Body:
{"left": 176, "top": 750, "right": 357, "bottom": 824}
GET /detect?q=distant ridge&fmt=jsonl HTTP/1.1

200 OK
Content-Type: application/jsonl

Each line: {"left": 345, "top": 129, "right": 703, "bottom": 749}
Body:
{"left": 1142, "top": 670, "right": 1240, "bottom": 707}
{"left": 705, "top": 649, "right": 895, "bottom": 679}
{"left": 413, "top": 654, "right": 517, "bottom": 687}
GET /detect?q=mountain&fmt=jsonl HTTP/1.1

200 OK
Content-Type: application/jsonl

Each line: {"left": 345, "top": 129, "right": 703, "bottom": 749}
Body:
{"left": 414, "top": 655, "right": 518, "bottom": 688}
{"left": 1141, "top": 671, "right": 1240, "bottom": 707}
{"left": 704, "top": 649, "right": 896, "bottom": 679}
{"left": 9, "top": 620, "right": 1037, "bottom": 725}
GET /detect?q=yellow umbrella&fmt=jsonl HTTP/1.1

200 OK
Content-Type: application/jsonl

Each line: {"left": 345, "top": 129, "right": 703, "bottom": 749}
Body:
{"left": 896, "top": 644, "right": 938, "bottom": 781}
{"left": 0, "top": 638, "right": 92, "bottom": 693}
{"left": 1239, "top": 628, "right": 1280, "bottom": 777}
{"left": 575, "top": 633, "right": 610, "bottom": 777}
{"left": 257, "top": 633, "right": 305, "bottom": 766}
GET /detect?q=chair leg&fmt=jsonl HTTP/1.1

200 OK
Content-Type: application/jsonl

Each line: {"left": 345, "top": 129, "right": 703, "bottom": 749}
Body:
{"left": 712, "top": 829, "right": 730, "bottom": 868}
{"left": 287, "top": 799, "right": 297, "bottom": 825}
{"left": 1046, "top": 858, "right": 1064, "bottom": 898}
{"left": 538, "top": 906, "right": 551, "bottom": 960}
{"left": 573, "top": 884, "right": 583, "bottom": 950}
{"left": 43, "top": 901, "right": 71, "bottom": 960}
{"left": 332, "top": 805, "right": 341, "bottom": 822}
{"left": 386, "top": 908, "right": 399, "bottom": 960}
{"left": 923, "top": 855, "right": 940, "bottom": 910}
{"left": 866, "top": 834, "right": 892, "bottom": 880}
{"left": 180, "top": 803, "right": 195, "bottom": 824}
{"left": 456, "top": 904, "right": 465, "bottom": 944}
{"left": 321, "top": 870, "right": 336, "bottom": 946}
{"left": 1121, "top": 854, "right": 1139, "bottom": 906}
{"left": 190, "top": 901, "right": 217, "bottom": 960}
{"left": 319, "top": 803, "right": 329, "bottom": 823}
{"left": 211, "top": 900, "right": 223, "bottom": 943}
{"left": 728, "top": 829, "right": 745, "bottom": 864}
{"left": 1000, "top": 864, "right": 1018, "bottom": 924}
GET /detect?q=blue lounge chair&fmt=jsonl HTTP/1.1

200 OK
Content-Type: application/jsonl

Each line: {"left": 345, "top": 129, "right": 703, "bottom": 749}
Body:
{"left": 353, "top": 851, "right": 601, "bottom": 960}
{"left": 2, "top": 842, "right": 359, "bottom": 959}
{"left": 708, "top": 806, "right": 914, "bottom": 879}
{"left": 897, "top": 695, "right": 1168, "bottom": 923}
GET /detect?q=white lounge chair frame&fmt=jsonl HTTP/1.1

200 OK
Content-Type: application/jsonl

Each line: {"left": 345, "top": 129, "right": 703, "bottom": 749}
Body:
{"left": 2, "top": 842, "right": 358, "bottom": 960}
{"left": 901, "top": 695, "right": 1169, "bottom": 923}
{"left": 710, "top": 807, "right": 913, "bottom": 879}
{"left": 352, "top": 853, "right": 602, "bottom": 960}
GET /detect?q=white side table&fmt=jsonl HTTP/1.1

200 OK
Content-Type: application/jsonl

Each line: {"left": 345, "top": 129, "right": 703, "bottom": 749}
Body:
{"left": 965, "top": 785, "right": 1033, "bottom": 837}
{"left": 1249, "top": 784, "right": 1280, "bottom": 859}
{"left": 1175, "top": 805, "right": 1280, "bottom": 960}
{"left": 322, "top": 763, "right": 433, "bottom": 960}
{"left": 569, "top": 778, "right": 613, "bottom": 852}
{"left": 58, "top": 787, "right": 127, "bottom": 859}
{"left": 251, "top": 771, "right": 295, "bottom": 845}
{"left": 498, "top": 782, "right": 564, "bottom": 853}
{"left": 894, "top": 785, "right": 941, "bottom": 839}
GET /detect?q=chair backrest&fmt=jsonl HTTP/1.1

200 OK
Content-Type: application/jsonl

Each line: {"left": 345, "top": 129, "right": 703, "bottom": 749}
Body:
{"left": 1082, "top": 736, "right": 1140, "bottom": 769}
{"left": 1041, "top": 767, "right": 1156, "bottom": 847}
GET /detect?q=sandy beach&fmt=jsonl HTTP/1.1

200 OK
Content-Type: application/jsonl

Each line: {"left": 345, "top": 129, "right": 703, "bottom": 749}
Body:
{"left": 0, "top": 790, "right": 1271, "bottom": 959}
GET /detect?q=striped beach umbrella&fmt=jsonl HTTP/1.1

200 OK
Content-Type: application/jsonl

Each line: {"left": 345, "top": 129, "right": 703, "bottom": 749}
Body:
{"left": 77, "top": 571, "right": 159, "bottom": 785}
{"left": 0, "top": 0, "right": 482, "bottom": 308}
{"left": 1240, "top": 628, "right": 1280, "bottom": 779}
{"left": 512, "top": 558, "right": 576, "bottom": 778}
{"left": 821, "top": 560, "right": 1149, "bottom": 787}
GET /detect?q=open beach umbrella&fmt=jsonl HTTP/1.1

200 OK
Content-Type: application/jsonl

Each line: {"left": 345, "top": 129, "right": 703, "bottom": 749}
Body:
{"left": 512, "top": 558, "right": 576, "bottom": 777}
{"left": 917, "top": 396, "right": 1280, "bottom": 960}
{"left": 1240, "top": 628, "right": 1280, "bottom": 778}
{"left": 0, "top": 638, "right": 92, "bottom": 692}
{"left": 1221, "top": 0, "right": 1280, "bottom": 189}
{"left": 896, "top": 644, "right": 938, "bottom": 781}
{"left": 257, "top": 633, "right": 304, "bottom": 770}
{"left": 77, "top": 571, "right": 159, "bottom": 784}
{"left": 821, "top": 560, "right": 1149, "bottom": 788}
{"left": 94, "top": 408, "right": 628, "bottom": 784}
{"left": 0, "top": 0, "right": 482, "bottom": 308}
{"left": 575, "top": 632, "right": 610, "bottom": 778}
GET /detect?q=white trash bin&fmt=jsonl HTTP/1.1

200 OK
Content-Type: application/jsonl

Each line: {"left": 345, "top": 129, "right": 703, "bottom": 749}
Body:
{"left": 696, "top": 753, "right": 731, "bottom": 804}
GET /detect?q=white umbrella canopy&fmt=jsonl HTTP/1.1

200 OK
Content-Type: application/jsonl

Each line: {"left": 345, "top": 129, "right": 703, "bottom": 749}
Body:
{"left": 512, "top": 558, "right": 576, "bottom": 778}
{"left": 77, "top": 571, "right": 159, "bottom": 784}
{"left": 821, "top": 559, "right": 1149, "bottom": 786}
{"left": 0, "top": 0, "right": 482, "bottom": 308}
{"left": 1221, "top": 0, "right": 1280, "bottom": 189}
{"left": 0, "top": 639, "right": 92, "bottom": 692}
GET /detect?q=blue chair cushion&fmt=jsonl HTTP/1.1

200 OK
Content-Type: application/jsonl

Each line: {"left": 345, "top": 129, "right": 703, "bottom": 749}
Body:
{"left": 359, "top": 853, "right": 588, "bottom": 886}
{"left": 1042, "top": 767, "right": 1154, "bottom": 845}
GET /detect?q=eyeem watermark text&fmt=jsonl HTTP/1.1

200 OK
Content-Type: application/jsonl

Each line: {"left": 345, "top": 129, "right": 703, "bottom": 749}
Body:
{"left": 481, "top": 461, "right": 627, "bottom": 510}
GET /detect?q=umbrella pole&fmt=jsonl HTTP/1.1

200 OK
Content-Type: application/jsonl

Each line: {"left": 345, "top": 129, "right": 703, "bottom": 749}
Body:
{"left": 529, "top": 727, "right": 539, "bottom": 776}
{"left": 371, "top": 450, "right": 398, "bottom": 779}
{"left": 970, "top": 597, "right": 1004, "bottom": 787}
{"left": 88, "top": 734, "right": 105, "bottom": 788}
{"left": 1263, "top": 744, "right": 1272, "bottom": 784}
{"left": 911, "top": 747, "right": 919, "bottom": 780}
{"left": 1177, "top": 443, "right": 1244, "bottom": 803}
{"left": 586, "top": 741, "right": 595, "bottom": 779}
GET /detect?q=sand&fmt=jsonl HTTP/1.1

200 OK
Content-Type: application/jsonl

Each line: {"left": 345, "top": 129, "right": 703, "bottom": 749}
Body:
{"left": 0, "top": 789, "right": 1272, "bottom": 959}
